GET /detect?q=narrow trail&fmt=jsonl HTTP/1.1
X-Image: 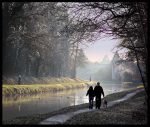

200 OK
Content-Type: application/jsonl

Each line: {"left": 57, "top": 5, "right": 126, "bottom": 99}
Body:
{"left": 39, "top": 88, "right": 144, "bottom": 125}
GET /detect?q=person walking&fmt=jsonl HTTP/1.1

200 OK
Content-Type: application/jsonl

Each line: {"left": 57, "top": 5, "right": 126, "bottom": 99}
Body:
{"left": 86, "top": 86, "right": 94, "bottom": 109}
{"left": 94, "top": 82, "right": 104, "bottom": 109}
{"left": 18, "top": 75, "right": 21, "bottom": 85}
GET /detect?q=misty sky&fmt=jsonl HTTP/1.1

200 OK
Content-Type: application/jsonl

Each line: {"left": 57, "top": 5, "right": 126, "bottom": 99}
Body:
{"left": 82, "top": 37, "right": 119, "bottom": 62}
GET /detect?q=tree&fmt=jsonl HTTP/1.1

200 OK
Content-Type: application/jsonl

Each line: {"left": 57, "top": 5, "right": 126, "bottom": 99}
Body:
{"left": 76, "top": 49, "right": 88, "bottom": 68}
{"left": 123, "top": 71, "right": 132, "bottom": 82}
{"left": 2, "top": 2, "right": 25, "bottom": 75}
{"left": 63, "top": 2, "right": 147, "bottom": 95}
{"left": 2, "top": 2, "right": 72, "bottom": 78}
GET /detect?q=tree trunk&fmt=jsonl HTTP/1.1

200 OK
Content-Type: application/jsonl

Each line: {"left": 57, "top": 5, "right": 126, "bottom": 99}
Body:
{"left": 130, "top": 39, "right": 147, "bottom": 96}
{"left": 35, "top": 57, "right": 40, "bottom": 77}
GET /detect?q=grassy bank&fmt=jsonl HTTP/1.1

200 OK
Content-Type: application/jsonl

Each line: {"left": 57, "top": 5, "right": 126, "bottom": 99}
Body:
{"left": 3, "top": 77, "right": 95, "bottom": 96}
{"left": 3, "top": 76, "right": 89, "bottom": 84}
{"left": 122, "top": 82, "right": 143, "bottom": 88}
{"left": 3, "top": 87, "right": 146, "bottom": 125}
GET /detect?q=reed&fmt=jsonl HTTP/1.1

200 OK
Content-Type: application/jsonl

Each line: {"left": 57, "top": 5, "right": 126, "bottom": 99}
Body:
{"left": 3, "top": 78, "right": 95, "bottom": 96}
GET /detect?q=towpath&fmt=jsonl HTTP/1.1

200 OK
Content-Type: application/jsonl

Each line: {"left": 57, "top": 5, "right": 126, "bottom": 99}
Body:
{"left": 40, "top": 88, "right": 144, "bottom": 125}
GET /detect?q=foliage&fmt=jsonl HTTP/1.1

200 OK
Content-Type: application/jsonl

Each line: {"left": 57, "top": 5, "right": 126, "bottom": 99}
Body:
{"left": 122, "top": 72, "right": 133, "bottom": 82}
{"left": 63, "top": 2, "right": 147, "bottom": 94}
{"left": 76, "top": 49, "right": 88, "bottom": 67}
{"left": 3, "top": 2, "right": 147, "bottom": 94}
{"left": 3, "top": 2, "right": 79, "bottom": 78}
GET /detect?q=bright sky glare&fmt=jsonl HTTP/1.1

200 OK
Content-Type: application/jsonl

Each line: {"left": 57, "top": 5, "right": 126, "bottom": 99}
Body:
{"left": 82, "top": 37, "right": 119, "bottom": 62}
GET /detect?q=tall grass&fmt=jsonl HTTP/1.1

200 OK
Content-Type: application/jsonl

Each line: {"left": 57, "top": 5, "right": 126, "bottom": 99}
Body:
{"left": 3, "top": 80, "right": 95, "bottom": 96}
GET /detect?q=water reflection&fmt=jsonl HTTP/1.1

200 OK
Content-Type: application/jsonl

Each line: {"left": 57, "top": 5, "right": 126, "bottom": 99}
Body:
{"left": 18, "top": 105, "right": 21, "bottom": 112}
{"left": 3, "top": 83, "right": 123, "bottom": 121}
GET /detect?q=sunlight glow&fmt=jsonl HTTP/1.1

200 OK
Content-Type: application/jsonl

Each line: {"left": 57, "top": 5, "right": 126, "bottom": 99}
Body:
{"left": 83, "top": 37, "right": 119, "bottom": 62}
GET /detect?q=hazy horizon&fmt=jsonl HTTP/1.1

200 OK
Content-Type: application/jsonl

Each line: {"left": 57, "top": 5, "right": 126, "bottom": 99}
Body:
{"left": 82, "top": 37, "right": 119, "bottom": 63}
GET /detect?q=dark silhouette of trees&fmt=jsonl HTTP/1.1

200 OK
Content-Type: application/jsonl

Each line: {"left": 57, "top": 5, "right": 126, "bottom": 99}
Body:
{"left": 63, "top": 2, "right": 147, "bottom": 95}
{"left": 3, "top": 2, "right": 72, "bottom": 78}
{"left": 3, "top": 2, "right": 147, "bottom": 94}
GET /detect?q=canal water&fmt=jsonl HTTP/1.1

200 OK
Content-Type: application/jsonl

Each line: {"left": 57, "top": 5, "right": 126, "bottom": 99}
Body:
{"left": 3, "top": 83, "right": 123, "bottom": 121}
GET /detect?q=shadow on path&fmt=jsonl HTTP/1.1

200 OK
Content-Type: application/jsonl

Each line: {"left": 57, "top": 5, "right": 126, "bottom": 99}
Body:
{"left": 39, "top": 88, "right": 144, "bottom": 125}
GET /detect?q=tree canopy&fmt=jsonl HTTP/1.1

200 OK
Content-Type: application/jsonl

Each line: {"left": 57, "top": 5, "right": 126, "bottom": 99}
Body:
{"left": 3, "top": 2, "right": 147, "bottom": 94}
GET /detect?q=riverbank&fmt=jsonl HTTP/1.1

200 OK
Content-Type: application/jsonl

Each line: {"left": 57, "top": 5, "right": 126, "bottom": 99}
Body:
{"left": 3, "top": 76, "right": 89, "bottom": 84}
{"left": 3, "top": 86, "right": 147, "bottom": 125}
{"left": 3, "top": 78, "right": 95, "bottom": 96}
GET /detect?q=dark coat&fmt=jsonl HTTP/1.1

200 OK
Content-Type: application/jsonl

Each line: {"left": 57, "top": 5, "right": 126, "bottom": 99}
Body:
{"left": 94, "top": 85, "right": 104, "bottom": 98}
{"left": 86, "top": 87, "right": 94, "bottom": 98}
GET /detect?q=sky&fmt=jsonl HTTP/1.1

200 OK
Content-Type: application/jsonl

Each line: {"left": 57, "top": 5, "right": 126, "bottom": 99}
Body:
{"left": 82, "top": 37, "right": 119, "bottom": 63}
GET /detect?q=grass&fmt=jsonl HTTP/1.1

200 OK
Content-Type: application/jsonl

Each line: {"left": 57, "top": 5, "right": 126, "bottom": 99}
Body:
{"left": 137, "top": 84, "right": 144, "bottom": 88}
{"left": 3, "top": 76, "right": 89, "bottom": 84}
{"left": 101, "top": 84, "right": 144, "bottom": 102}
{"left": 122, "top": 82, "right": 143, "bottom": 89}
{"left": 3, "top": 79, "right": 95, "bottom": 96}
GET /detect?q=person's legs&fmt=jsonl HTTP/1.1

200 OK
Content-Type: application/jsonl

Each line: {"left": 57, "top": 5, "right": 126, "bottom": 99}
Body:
{"left": 89, "top": 99, "right": 92, "bottom": 109}
{"left": 96, "top": 97, "right": 100, "bottom": 109}
{"left": 91, "top": 98, "right": 93, "bottom": 109}
{"left": 99, "top": 99, "right": 101, "bottom": 109}
{"left": 95, "top": 97, "right": 98, "bottom": 109}
{"left": 88, "top": 97, "right": 90, "bottom": 109}
{"left": 97, "top": 97, "right": 101, "bottom": 109}
{"left": 97, "top": 99, "right": 100, "bottom": 109}
{"left": 89, "top": 97, "right": 93, "bottom": 109}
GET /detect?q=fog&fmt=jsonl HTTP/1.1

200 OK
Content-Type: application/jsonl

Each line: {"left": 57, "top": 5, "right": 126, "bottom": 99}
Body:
{"left": 76, "top": 53, "right": 141, "bottom": 83}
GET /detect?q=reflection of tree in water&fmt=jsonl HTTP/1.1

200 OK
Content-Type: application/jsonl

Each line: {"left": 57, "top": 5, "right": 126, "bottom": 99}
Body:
{"left": 18, "top": 104, "right": 21, "bottom": 112}
{"left": 13, "top": 95, "right": 18, "bottom": 101}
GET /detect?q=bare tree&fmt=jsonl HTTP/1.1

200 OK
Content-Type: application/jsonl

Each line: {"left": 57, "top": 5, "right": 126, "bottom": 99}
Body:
{"left": 63, "top": 2, "right": 147, "bottom": 95}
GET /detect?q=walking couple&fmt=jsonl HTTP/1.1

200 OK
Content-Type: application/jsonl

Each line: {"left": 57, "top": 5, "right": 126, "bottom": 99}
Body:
{"left": 86, "top": 82, "right": 104, "bottom": 109}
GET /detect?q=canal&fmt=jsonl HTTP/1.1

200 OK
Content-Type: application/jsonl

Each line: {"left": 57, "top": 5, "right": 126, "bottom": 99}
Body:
{"left": 3, "top": 83, "right": 123, "bottom": 121}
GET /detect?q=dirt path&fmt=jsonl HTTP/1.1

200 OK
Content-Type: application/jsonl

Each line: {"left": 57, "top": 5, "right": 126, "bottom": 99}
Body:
{"left": 39, "top": 88, "right": 144, "bottom": 125}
